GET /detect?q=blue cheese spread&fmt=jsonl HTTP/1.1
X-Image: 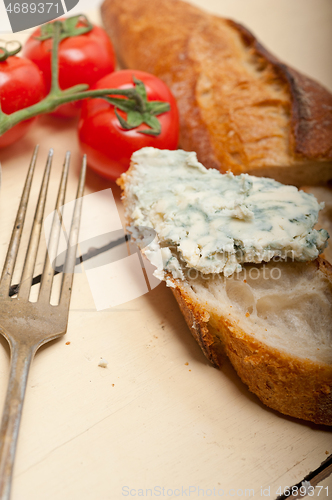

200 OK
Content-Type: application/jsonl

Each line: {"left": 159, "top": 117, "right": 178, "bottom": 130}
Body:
{"left": 123, "top": 148, "right": 329, "bottom": 277}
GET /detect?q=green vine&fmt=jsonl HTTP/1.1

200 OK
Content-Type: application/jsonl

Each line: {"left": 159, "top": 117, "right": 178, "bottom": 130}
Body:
{"left": 0, "top": 15, "right": 170, "bottom": 138}
{"left": 0, "top": 40, "right": 22, "bottom": 62}
{"left": 35, "top": 14, "right": 93, "bottom": 41}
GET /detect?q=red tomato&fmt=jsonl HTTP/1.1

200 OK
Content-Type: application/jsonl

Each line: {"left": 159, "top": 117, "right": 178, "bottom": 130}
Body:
{"left": 0, "top": 56, "right": 45, "bottom": 148}
{"left": 23, "top": 21, "right": 116, "bottom": 117}
{"left": 78, "top": 70, "right": 179, "bottom": 180}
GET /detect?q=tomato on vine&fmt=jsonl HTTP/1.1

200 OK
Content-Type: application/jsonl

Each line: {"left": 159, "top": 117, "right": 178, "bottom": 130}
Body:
{"left": 78, "top": 70, "right": 180, "bottom": 180}
{"left": 23, "top": 15, "right": 116, "bottom": 118}
{"left": 0, "top": 42, "right": 45, "bottom": 149}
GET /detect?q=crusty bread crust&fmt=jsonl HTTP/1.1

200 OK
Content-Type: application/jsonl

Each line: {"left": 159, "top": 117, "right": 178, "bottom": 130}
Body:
{"left": 171, "top": 286, "right": 226, "bottom": 368}
{"left": 227, "top": 20, "right": 332, "bottom": 162}
{"left": 102, "top": 0, "right": 332, "bottom": 186}
{"left": 169, "top": 259, "right": 332, "bottom": 425}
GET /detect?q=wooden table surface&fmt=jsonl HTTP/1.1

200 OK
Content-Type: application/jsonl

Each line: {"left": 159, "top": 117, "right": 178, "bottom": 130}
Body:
{"left": 0, "top": 1, "right": 331, "bottom": 499}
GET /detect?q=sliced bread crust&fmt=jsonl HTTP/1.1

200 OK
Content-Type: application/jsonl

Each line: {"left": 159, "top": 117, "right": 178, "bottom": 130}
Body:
{"left": 102, "top": 0, "right": 332, "bottom": 186}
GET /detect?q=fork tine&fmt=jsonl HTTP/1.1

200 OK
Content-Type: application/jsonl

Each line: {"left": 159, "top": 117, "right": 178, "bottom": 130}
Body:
{"left": 59, "top": 155, "right": 86, "bottom": 309}
{"left": 38, "top": 151, "right": 71, "bottom": 303}
{"left": 18, "top": 149, "right": 53, "bottom": 301}
{"left": 0, "top": 145, "right": 39, "bottom": 295}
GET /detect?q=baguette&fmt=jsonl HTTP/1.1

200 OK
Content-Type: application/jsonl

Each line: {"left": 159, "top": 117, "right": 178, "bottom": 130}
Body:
{"left": 102, "top": 0, "right": 332, "bottom": 186}
{"left": 118, "top": 148, "right": 332, "bottom": 425}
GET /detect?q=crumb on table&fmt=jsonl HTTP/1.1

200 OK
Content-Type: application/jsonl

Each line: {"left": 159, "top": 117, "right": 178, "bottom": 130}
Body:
{"left": 98, "top": 358, "right": 108, "bottom": 368}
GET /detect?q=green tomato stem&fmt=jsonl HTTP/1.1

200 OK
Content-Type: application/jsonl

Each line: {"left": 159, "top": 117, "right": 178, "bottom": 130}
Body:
{"left": 0, "top": 88, "right": 150, "bottom": 135}
{"left": 61, "top": 84, "right": 90, "bottom": 94}
{"left": 0, "top": 41, "right": 22, "bottom": 62}
{"left": 50, "top": 21, "right": 61, "bottom": 94}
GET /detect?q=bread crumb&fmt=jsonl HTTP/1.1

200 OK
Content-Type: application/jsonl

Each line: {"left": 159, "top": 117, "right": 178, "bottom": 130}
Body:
{"left": 301, "top": 481, "right": 312, "bottom": 495}
{"left": 189, "top": 369, "right": 191, "bottom": 372}
{"left": 185, "top": 362, "right": 189, "bottom": 366}
{"left": 245, "top": 312, "right": 250, "bottom": 317}
{"left": 112, "top": 384, "right": 115, "bottom": 387}
{"left": 243, "top": 279, "right": 247, "bottom": 283}
{"left": 65, "top": 341, "right": 70, "bottom": 345}
{"left": 98, "top": 358, "right": 108, "bottom": 368}
{"left": 326, "top": 451, "right": 329, "bottom": 454}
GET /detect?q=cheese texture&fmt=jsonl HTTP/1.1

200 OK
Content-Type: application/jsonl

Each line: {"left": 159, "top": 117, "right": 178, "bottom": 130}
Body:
{"left": 123, "top": 148, "right": 329, "bottom": 277}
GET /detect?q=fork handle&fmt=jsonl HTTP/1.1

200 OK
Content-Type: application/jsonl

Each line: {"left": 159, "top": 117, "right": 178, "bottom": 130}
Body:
{"left": 0, "top": 341, "right": 36, "bottom": 500}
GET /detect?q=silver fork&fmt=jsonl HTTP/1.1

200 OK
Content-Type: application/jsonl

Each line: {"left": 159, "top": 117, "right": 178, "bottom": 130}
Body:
{"left": 0, "top": 146, "right": 86, "bottom": 499}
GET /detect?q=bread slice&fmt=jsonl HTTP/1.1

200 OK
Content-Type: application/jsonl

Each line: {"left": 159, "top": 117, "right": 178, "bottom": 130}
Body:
{"left": 118, "top": 149, "right": 332, "bottom": 425}
{"left": 102, "top": 0, "right": 332, "bottom": 186}
{"left": 171, "top": 258, "right": 332, "bottom": 426}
